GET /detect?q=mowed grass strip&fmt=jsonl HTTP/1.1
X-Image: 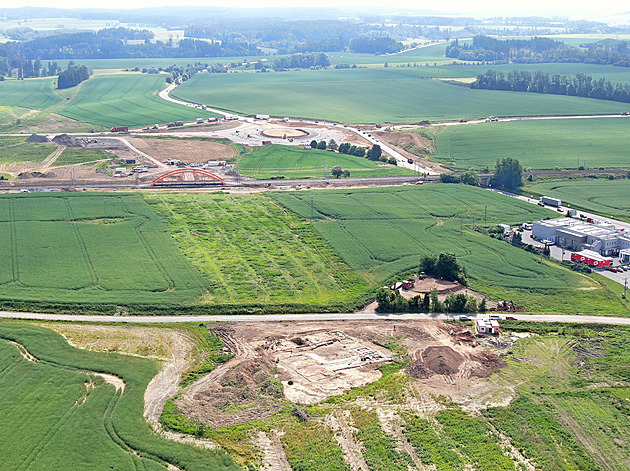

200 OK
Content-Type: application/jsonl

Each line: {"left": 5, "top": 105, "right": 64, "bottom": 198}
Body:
{"left": 239, "top": 145, "right": 412, "bottom": 179}
{"left": 173, "top": 67, "right": 628, "bottom": 124}
{"left": 432, "top": 118, "right": 630, "bottom": 171}
{"left": 271, "top": 185, "right": 627, "bottom": 314}
{"left": 0, "top": 193, "right": 207, "bottom": 305}
{"left": 523, "top": 177, "right": 630, "bottom": 222}
{"left": 144, "top": 192, "right": 369, "bottom": 307}
{"left": 0, "top": 137, "right": 58, "bottom": 164}
{"left": 0, "top": 322, "right": 239, "bottom": 471}
{"left": 56, "top": 73, "right": 220, "bottom": 128}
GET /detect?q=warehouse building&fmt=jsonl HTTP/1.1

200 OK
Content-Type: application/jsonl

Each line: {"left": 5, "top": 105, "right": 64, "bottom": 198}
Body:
{"left": 532, "top": 218, "right": 630, "bottom": 256}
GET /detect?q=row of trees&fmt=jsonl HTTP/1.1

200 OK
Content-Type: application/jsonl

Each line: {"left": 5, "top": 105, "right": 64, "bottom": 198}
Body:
{"left": 274, "top": 53, "right": 330, "bottom": 70}
{"left": 447, "top": 35, "right": 630, "bottom": 68}
{"left": 376, "top": 288, "right": 486, "bottom": 313}
{"left": 349, "top": 37, "right": 404, "bottom": 54}
{"left": 471, "top": 69, "right": 630, "bottom": 103}
{"left": 57, "top": 64, "right": 91, "bottom": 89}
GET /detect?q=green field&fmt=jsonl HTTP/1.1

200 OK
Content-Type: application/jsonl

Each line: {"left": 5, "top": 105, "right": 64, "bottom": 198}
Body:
{"left": 0, "top": 78, "right": 61, "bottom": 110}
{"left": 0, "top": 193, "right": 207, "bottom": 307}
{"left": 145, "top": 192, "right": 369, "bottom": 309}
{"left": 0, "top": 322, "right": 237, "bottom": 471}
{"left": 239, "top": 145, "right": 412, "bottom": 179}
{"left": 52, "top": 148, "right": 112, "bottom": 166}
{"left": 0, "top": 73, "right": 220, "bottom": 130}
{"left": 431, "top": 118, "right": 630, "bottom": 171}
{"left": 523, "top": 177, "right": 630, "bottom": 221}
{"left": 57, "top": 73, "right": 220, "bottom": 128}
{"left": 0, "top": 137, "right": 57, "bottom": 164}
{"left": 271, "top": 185, "right": 628, "bottom": 314}
{"left": 173, "top": 68, "right": 628, "bottom": 124}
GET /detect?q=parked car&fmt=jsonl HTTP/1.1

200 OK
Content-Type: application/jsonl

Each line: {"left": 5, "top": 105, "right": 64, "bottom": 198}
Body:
{"left": 505, "top": 316, "right": 517, "bottom": 320}
{"left": 458, "top": 316, "right": 471, "bottom": 321}
{"left": 489, "top": 314, "right": 502, "bottom": 320}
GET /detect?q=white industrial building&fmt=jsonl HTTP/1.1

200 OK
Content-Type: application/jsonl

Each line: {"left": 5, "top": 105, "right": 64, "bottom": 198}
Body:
{"left": 621, "top": 248, "right": 630, "bottom": 264}
{"left": 532, "top": 218, "right": 630, "bottom": 256}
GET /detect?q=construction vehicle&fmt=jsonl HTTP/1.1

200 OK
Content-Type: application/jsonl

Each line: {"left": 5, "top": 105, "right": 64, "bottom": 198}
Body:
{"left": 111, "top": 126, "right": 128, "bottom": 133}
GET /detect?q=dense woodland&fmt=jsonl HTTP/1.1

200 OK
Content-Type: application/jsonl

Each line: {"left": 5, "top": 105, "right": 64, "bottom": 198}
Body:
{"left": 471, "top": 69, "right": 630, "bottom": 103}
{"left": 447, "top": 35, "right": 630, "bottom": 67}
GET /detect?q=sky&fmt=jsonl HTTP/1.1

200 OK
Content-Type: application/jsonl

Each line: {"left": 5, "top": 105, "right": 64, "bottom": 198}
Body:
{"left": 3, "top": 0, "right": 629, "bottom": 19}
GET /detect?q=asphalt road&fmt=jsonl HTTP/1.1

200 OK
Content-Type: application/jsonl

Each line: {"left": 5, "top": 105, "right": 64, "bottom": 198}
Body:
{"left": 2, "top": 310, "right": 630, "bottom": 325}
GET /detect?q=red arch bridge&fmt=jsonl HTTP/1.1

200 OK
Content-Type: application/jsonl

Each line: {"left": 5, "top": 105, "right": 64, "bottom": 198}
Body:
{"left": 151, "top": 168, "right": 226, "bottom": 187}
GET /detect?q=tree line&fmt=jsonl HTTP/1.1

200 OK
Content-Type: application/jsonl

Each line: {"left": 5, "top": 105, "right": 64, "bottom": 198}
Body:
{"left": 274, "top": 53, "right": 330, "bottom": 70}
{"left": 447, "top": 35, "right": 630, "bottom": 68}
{"left": 471, "top": 69, "right": 630, "bottom": 104}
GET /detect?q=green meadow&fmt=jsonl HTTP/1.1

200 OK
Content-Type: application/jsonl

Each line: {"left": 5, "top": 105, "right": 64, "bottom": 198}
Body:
{"left": 0, "top": 137, "right": 57, "bottom": 164}
{"left": 239, "top": 145, "right": 412, "bottom": 179}
{"left": 431, "top": 118, "right": 630, "bottom": 171}
{"left": 174, "top": 68, "right": 628, "bottom": 124}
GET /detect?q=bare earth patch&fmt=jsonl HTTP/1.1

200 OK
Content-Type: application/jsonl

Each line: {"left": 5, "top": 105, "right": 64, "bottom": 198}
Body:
{"left": 129, "top": 137, "right": 238, "bottom": 163}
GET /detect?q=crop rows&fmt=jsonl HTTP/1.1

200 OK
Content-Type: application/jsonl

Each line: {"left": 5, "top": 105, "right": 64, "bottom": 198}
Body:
{"left": 0, "top": 322, "right": 239, "bottom": 470}
{"left": 0, "top": 193, "right": 206, "bottom": 306}
{"left": 271, "top": 185, "right": 626, "bottom": 314}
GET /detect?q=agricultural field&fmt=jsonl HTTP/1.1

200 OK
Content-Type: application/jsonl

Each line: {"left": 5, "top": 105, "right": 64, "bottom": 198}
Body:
{"left": 272, "top": 185, "right": 628, "bottom": 314}
{"left": 523, "top": 177, "right": 630, "bottom": 222}
{"left": 239, "top": 145, "right": 412, "bottom": 179}
{"left": 0, "top": 137, "right": 57, "bottom": 164}
{"left": 430, "top": 118, "right": 630, "bottom": 171}
{"left": 0, "top": 321, "right": 238, "bottom": 471}
{"left": 0, "top": 78, "right": 61, "bottom": 110}
{"left": 144, "top": 192, "right": 370, "bottom": 310}
{"left": 0, "top": 193, "right": 207, "bottom": 309}
{"left": 173, "top": 67, "right": 628, "bottom": 124}
{"left": 57, "top": 73, "right": 220, "bottom": 129}
{"left": 159, "top": 318, "right": 630, "bottom": 471}
{"left": 0, "top": 73, "right": 220, "bottom": 131}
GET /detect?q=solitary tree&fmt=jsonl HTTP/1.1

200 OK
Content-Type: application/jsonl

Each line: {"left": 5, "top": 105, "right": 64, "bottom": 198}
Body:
{"left": 328, "top": 139, "right": 338, "bottom": 151}
{"left": 331, "top": 165, "right": 343, "bottom": 178}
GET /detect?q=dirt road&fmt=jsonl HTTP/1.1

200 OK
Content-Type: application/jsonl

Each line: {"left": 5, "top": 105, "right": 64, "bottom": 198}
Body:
{"left": 3, "top": 310, "right": 630, "bottom": 326}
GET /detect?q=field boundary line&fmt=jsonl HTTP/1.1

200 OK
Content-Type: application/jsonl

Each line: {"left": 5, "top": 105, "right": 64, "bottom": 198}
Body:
{"left": 8, "top": 199, "right": 19, "bottom": 284}
{"left": 119, "top": 196, "right": 175, "bottom": 290}
{"left": 64, "top": 198, "right": 99, "bottom": 287}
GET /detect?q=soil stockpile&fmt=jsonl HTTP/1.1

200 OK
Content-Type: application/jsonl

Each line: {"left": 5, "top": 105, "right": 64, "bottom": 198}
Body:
{"left": 470, "top": 351, "right": 508, "bottom": 378}
{"left": 408, "top": 345, "right": 466, "bottom": 378}
{"left": 52, "top": 134, "right": 83, "bottom": 147}
{"left": 26, "top": 134, "right": 49, "bottom": 143}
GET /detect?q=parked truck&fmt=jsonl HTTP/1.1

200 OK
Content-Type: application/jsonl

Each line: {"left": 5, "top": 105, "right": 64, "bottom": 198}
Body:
{"left": 540, "top": 196, "right": 562, "bottom": 207}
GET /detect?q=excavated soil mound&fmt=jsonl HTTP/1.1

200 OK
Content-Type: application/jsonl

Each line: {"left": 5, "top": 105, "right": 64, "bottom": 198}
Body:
{"left": 26, "top": 134, "right": 49, "bottom": 143}
{"left": 423, "top": 346, "right": 465, "bottom": 375}
{"left": 372, "top": 130, "right": 434, "bottom": 155}
{"left": 408, "top": 345, "right": 466, "bottom": 379}
{"left": 176, "top": 359, "right": 285, "bottom": 430}
{"left": 470, "top": 351, "right": 508, "bottom": 378}
{"left": 52, "top": 134, "right": 83, "bottom": 147}
{"left": 260, "top": 127, "right": 309, "bottom": 138}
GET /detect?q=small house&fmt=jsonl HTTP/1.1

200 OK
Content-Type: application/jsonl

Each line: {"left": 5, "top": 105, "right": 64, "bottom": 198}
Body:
{"left": 476, "top": 318, "right": 500, "bottom": 335}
